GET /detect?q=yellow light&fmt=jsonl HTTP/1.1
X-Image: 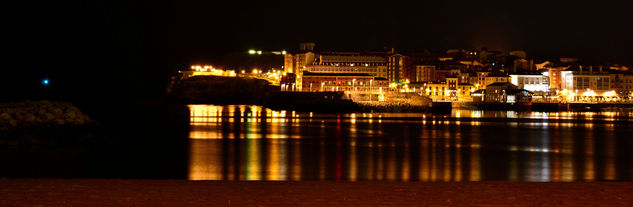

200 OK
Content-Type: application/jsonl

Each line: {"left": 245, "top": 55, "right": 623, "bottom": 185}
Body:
{"left": 282, "top": 50, "right": 286, "bottom": 55}
{"left": 582, "top": 89, "right": 596, "bottom": 97}
{"left": 257, "top": 51, "right": 262, "bottom": 55}
{"left": 603, "top": 90, "right": 617, "bottom": 97}
{"left": 564, "top": 89, "right": 577, "bottom": 101}
{"left": 560, "top": 89, "right": 568, "bottom": 96}
{"left": 248, "top": 50, "right": 256, "bottom": 54}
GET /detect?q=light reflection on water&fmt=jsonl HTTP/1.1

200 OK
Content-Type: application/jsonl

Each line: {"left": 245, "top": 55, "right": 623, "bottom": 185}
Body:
{"left": 187, "top": 105, "right": 633, "bottom": 181}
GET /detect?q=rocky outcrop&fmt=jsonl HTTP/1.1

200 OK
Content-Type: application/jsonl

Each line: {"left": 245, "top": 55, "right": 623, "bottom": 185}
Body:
{"left": 0, "top": 100, "right": 94, "bottom": 131}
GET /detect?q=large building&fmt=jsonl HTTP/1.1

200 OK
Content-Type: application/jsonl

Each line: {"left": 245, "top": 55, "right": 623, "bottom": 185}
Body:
{"left": 284, "top": 52, "right": 315, "bottom": 74}
{"left": 510, "top": 74, "right": 550, "bottom": 92}
{"left": 388, "top": 53, "right": 407, "bottom": 83}
{"left": 472, "top": 82, "right": 533, "bottom": 103}
{"left": 412, "top": 60, "right": 468, "bottom": 84}
{"left": 284, "top": 51, "right": 316, "bottom": 89}
{"left": 414, "top": 65, "right": 435, "bottom": 82}
{"left": 421, "top": 76, "right": 475, "bottom": 101}
{"left": 434, "top": 68, "right": 461, "bottom": 82}
{"left": 560, "top": 66, "right": 613, "bottom": 101}
{"left": 285, "top": 43, "right": 391, "bottom": 90}
{"left": 301, "top": 72, "right": 389, "bottom": 101}
{"left": 621, "top": 75, "right": 633, "bottom": 92}
{"left": 544, "top": 66, "right": 568, "bottom": 91}
{"left": 475, "top": 71, "right": 511, "bottom": 89}
{"left": 305, "top": 52, "right": 388, "bottom": 78}
{"left": 610, "top": 73, "right": 633, "bottom": 92}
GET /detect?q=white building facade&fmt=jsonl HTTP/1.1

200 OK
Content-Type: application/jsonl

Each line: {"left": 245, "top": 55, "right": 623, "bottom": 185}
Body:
{"left": 510, "top": 74, "right": 550, "bottom": 92}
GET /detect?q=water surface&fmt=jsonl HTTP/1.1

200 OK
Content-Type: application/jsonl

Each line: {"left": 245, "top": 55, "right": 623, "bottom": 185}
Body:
{"left": 187, "top": 105, "right": 633, "bottom": 181}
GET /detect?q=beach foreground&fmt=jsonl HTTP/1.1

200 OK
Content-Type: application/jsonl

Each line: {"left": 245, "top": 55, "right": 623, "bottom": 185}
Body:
{"left": 1, "top": 179, "right": 632, "bottom": 206}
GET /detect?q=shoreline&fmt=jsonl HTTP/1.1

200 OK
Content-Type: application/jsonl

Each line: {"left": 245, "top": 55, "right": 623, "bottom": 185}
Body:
{"left": 1, "top": 179, "right": 632, "bottom": 206}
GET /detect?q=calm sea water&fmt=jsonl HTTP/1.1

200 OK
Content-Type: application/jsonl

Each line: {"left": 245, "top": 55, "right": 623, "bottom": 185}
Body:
{"left": 187, "top": 105, "right": 633, "bottom": 181}
{"left": 1, "top": 105, "right": 632, "bottom": 181}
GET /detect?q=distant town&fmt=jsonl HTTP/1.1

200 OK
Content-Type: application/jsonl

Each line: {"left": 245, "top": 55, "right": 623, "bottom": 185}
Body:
{"left": 170, "top": 43, "right": 633, "bottom": 110}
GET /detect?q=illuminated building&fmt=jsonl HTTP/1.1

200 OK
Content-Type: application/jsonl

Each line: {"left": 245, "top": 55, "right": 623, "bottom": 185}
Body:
{"left": 476, "top": 71, "right": 490, "bottom": 88}
{"left": 422, "top": 76, "right": 475, "bottom": 101}
{"left": 610, "top": 73, "right": 633, "bottom": 92}
{"left": 284, "top": 43, "right": 390, "bottom": 90}
{"left": 410, "top": 58, "right": 471, "bottom": 85}
{"left": 510, "top": 74, "right": 550, "bottom": 92}
{"left": 388, "top": 53, "right": 407, "bottom": 83}
{"left": 284, "top": 52, "right": 315, "bottom": 74}
{"left": 414, "top": 65, "right": 435, "bottom": 82}
{"left": 305, "top": 52, "right": 388, "bottom": 78}
{"left": 561, "top": 66, "right": 611, "bottom": 92}
{"left": 622, "top": 75, "right": 633, "bottom": 91}
{"left": 434, "top": 68, "right": 461, "bottom": 82}
{"left": 284, "top": 51, "right": 316, "bottom": 89}
{"left": 472, "top": 82, "right": 532, "bottom": 103}
{"left": 544, "top": 66, "right": 568, "bottom": 90}
{"left": 560, "top": 66, "right": 611, "bottom": 100}
{"left": 301, "top": 72, "right": 389, "bottom": 100}
{"left": 476, "top": 72, "right": 511, "bottom": 89}
{"left": 280, "top": 73, "right": 296, "bottom": 83}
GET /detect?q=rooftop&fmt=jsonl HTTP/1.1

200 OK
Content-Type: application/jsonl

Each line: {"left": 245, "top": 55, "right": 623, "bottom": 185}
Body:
{"left": 486, "top": 82, "right": 515, "bottom": 87}
{"left": 302, "top": 71, "right": 374, "bottom": 77}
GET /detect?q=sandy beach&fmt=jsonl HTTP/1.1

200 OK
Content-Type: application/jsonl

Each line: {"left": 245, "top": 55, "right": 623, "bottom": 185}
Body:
{"left": 1, "top": 179, "right": 632, "bottom": 206}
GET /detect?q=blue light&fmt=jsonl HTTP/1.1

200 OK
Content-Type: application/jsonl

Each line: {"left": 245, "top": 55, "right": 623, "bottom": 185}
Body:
{"left": 42, "top": 79, "right": 49, "bottom": 86}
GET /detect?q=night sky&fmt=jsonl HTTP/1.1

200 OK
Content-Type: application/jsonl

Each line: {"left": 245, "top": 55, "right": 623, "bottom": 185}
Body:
{"left": 4, "top": 0, "right": 633, "bottom": 101}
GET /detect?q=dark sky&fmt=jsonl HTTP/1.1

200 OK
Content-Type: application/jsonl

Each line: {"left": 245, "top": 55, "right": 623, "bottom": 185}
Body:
{"left": 4, "top": 0, "right": 633, "bottom": 101}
